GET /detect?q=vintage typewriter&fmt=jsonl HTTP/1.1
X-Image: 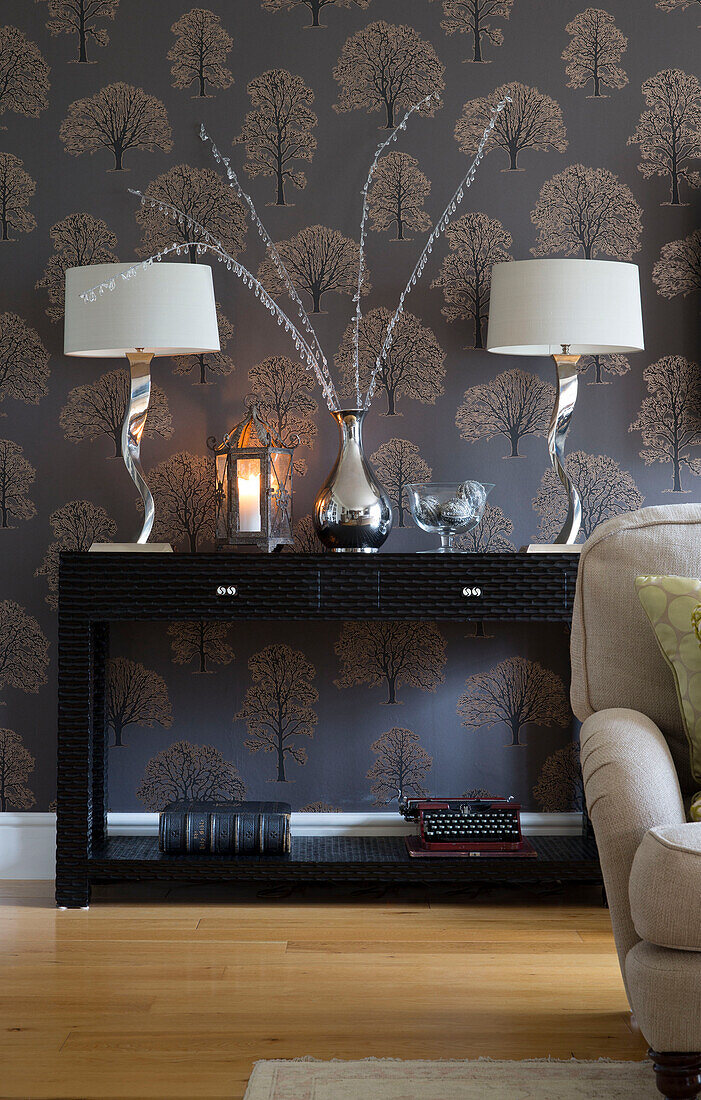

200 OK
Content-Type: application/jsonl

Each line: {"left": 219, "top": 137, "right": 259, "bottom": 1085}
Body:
{"left": 399, "top": 796, "right": 536, "bottom": 858}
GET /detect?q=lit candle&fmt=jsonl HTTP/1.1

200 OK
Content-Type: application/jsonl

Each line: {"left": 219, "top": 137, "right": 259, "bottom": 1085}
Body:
{"left": 238, "top": 467, "right": 261, "bottom": 532}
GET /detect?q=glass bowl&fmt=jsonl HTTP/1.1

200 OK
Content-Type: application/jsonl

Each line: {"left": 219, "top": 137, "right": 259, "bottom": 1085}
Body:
{"left": 406, "top": 481, "right": 494, "bottom": 552}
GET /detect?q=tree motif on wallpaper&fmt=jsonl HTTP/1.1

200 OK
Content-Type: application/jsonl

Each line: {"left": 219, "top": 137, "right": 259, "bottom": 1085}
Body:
{"left": 261, "top": 0, "right": 372, "bottom": 28}
{"left": 576, "top": 353, "right": 630, "bottom": 386}
{"left": 147, "top": 452, "right": 216, "bottom": 552}
{"left": 456, "top": 368, "right": 553, "bottom": 459}
{"left": 533, "top": 451, "right": 644, "bottom": 543}
{"left": 0, "top": 313, "right": 49, "bottom": 409}
{"left": 0, "top": 153, "right": 36, "bottom": 242}
{"left": 370, "top": 438, "right": 431, "bottom": 528}
{"left": 531, "top": 164, "right": 642, "bottom": 259}
{"left": 107, "top": 656, "right": 172, "bottom": 748}
{"left": 334, "top": 621, "right": 446, "bottom": 705}
{"left": 431, "top": 0, "right": 515, "bottom": 64}
{"left": 0, "top": 439, "right": 35, "bottom": 530}
{"left": 628, "top": 69, "right": 701, "bottom": 206}
{"left": 299, "top": 801, "right": 342, "bottom": 812}
{"left": 463, "top": 787, "right": 497, "bottom": 798}
{"left": 35, "top": 499, "right": 116, "bottom": 607}
{"left": 431, "top": 213, "right": 512, "bottom": 349}
{"left": 366, "top": 152, "right": 431, "bottom": 241}
{"left": 173, "top": 304, "right": 235, "bottom": 385}
{"left": 455, "top": 83, "right": 567, "bottom": 172}
{"left": 333, "top": 21, "right": 445, "bottom": 129}
{"left": 291, "top": 513, "right": 328, "bottom": 553}
{"left": 653, "top": 230, "right": 701, "bottom": 299}
{"left": 630, "top": 356, "right": 701, "bottom": 493}
{"left": 60, "top": 82, "right": 173, "bottom": 171}
{"left": 0, "top": 729, "right": 35, "bottom": 811}
{"left": 36, "top": 213, "right": 118, "bottom": 322}
{"left": 235, "top": 69, "right": 317, "bottom": 207}
{"left": 457, "top": 657, "right": 571, "bottom": 748}
{"left": 168, "top": 8, "right": 233, "bottom": 98}
{"left": 248, "top": 355, "right": 318, "bottom": 475}
{"left": 136, "top": 164, "right": 247, "bottom": 264}
{"left": 532, "top": 742, "right": 584, "bottom": 813}
{"left": 0, "top": 26, "right": 50, "bottom": 123}
{"left": 0, "top": 601, "right": 49, "bottom": 702}
{"left": 656, "top": 0, "right": 701, "bottom": 16}
{"left": 137, "top": 740, "right": 245, "bottom": 810}
{"left": 454, "top": 503, "right": 516, "bottom": 552}
{"left": 336, "top": 308, "right": 445, "bottom": 416}
{"left": 38, "top": 0, "right": 120, "bottom": 65}
{"left": 168, "top": 621, "right": 235, "bottom": 675}
{"left": 60, "top": 367, "right": 173, "bottom": 458}
{"left": 367, "top": 727, "right": 432, "bottom": 806}
{"left": 562, "top": 8, "right": 628, "bottom": 98}
{"left": 235, "top": 644, "right": 318, "bottom": 783}
{"left": 258, "top": 225, "right": 365, "bottom": 314}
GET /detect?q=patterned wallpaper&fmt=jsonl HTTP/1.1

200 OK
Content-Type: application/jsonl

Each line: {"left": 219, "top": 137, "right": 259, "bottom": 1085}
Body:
{"left": 0, "top": 0, "right": 698, "bottom": 814}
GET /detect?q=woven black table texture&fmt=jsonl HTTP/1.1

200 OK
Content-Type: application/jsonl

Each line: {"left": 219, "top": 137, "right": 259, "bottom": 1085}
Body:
{"left": 57, "top": 551, "right": 578, "bottom": 621}
{"left": 88, "top": 835, "right": 601, "bottom": 885}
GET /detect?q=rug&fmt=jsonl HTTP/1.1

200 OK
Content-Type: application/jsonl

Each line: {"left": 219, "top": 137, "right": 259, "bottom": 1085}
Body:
{"left": 243, "top": 1057, "right": 656, "bottom": 1099}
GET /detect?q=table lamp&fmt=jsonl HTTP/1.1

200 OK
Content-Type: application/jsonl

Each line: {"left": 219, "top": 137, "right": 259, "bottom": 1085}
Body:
{"left": 64, "top": 262, "right": 220, "bottom": 549}
{"left": 486, "top": 258, "right": 644, "bottom": 550}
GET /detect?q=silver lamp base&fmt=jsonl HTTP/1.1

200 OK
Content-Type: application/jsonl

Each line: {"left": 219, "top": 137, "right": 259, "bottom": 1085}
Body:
{"left": 547, "top": 350, "right": 582, "bottom": 546}
{"left": 525, "top": 543, "right": 582, "bottom": 554}
{"left": 122, "top": 349, "right": 157, "bottom": 545}
{"left": 89, "top": 542, "right": 173, "bottom": 553}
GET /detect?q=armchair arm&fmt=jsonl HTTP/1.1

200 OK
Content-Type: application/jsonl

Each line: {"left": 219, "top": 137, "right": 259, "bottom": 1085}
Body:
{"left": 580, "top": 708, "right": 685, "bottom": 993}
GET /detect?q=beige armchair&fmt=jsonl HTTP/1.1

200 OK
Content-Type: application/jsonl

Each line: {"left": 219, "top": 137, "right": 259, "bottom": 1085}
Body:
{"left": 571, "top": 504, "right": 701, "bottom": 1099}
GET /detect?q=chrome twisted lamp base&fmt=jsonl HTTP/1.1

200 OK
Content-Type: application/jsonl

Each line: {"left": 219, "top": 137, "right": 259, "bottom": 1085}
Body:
{"left": 90, "top": 349, "right": 171, "bottom": 552}
{"left": 548, "top": 350, "right": 582, "bottom": 545}
{"left": 122, "top": 350, "right": 155, "bottom": 545}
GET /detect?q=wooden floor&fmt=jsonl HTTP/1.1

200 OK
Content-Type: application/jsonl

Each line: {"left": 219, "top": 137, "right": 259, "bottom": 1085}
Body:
{"left": 0, "top": 879, "right": 647, "bottom": 1099}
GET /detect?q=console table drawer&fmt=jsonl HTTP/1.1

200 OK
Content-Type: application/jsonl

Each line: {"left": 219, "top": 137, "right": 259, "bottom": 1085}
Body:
{"left": 191, "top": 564, "right": 320, "bottom": 618}
{"left": 378, "top": 559, "right": 570, "bottom": 620}
{"left": 58, "top": 556, "right": 320, "bottom": 619}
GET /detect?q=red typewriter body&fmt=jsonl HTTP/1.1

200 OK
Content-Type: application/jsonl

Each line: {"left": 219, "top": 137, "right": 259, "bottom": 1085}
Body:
{"left": 403, "top": 797, "right": 526, "bottom": 853}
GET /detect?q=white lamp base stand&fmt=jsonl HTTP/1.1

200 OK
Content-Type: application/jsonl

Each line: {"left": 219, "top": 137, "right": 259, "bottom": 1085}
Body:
{"left": 525, "top": 543, "right": 582, "bottom": 554}
{"left": 89, "top": 543, "right": 173, "bottom": 553}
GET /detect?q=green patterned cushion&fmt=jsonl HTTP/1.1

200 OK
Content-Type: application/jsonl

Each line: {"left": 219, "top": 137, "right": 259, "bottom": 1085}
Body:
{"left": 636, "top": 575, "right": 701, "bottom": 820}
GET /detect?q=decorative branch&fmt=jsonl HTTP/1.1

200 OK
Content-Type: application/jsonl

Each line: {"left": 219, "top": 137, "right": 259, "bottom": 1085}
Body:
{"left": 199, "top": 124, "right": 338, "bottom": 407}
{"left": 79, "top": 215, "right": 337, "bottom": 411}
{"left": 77, "top": 95, "right": 509, "bottom": 417}
{"left": 362, "top": 95, "right": 511, "bottom": 410}
{"left": 351, "top": 94, "right": 437, "bottom": 405}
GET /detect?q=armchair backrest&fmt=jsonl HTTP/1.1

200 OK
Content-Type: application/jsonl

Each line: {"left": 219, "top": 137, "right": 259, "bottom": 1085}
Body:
{"left": 571, "top": 503, "right": 701, "bottom": 796}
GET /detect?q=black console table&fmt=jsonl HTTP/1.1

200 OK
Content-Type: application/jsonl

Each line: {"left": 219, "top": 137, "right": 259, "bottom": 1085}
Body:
{"left": 56, "top": 552, "right": 598, "bottom": 908}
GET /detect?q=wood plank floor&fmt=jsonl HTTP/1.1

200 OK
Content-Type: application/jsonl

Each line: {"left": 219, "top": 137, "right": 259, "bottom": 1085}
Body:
{"left": 0, "top": 879, "right": 647, "bottom": 1099}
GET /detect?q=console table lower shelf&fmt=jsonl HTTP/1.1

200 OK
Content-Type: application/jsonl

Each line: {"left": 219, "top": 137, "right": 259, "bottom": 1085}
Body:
{"left": 67, "top": 834, "right": 601, "bottom": 904}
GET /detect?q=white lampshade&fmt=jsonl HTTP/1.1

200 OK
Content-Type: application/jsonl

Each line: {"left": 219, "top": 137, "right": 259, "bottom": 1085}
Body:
{"left": 64, "top": 262, "right": 220, "bottom": 357}
{"left": 486, "top": 259, "right": 644, "bottom": 356}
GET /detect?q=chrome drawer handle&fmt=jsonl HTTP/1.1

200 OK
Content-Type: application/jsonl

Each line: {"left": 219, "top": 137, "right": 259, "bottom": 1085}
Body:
{"left": 462, "top": 586, "right": 482, "bottom": 597}
{"left": 216, "top": 585, "right": 237, "bottom": 596}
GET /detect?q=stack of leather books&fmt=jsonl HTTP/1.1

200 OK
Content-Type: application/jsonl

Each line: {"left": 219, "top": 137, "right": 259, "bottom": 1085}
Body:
{"left": 158, "top": 800, "right": 291, "bottom": 855}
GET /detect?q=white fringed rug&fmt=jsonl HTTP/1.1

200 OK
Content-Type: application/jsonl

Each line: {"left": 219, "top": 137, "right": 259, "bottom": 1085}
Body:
{"left": 243, "top": 1057, "right": 655, "bottom": 1099}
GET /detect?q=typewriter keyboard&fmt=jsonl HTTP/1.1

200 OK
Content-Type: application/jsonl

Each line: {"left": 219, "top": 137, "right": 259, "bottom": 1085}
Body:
{"left": 421, "top": 809, "right": 521, "bottom": 845}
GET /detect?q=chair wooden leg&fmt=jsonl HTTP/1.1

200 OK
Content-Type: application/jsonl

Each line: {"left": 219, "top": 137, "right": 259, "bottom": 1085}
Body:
{"left": 650, "top": 1050, "right": 701, "bottom": 1099}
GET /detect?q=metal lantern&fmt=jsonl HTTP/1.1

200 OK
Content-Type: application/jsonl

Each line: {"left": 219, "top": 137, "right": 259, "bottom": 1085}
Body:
{"left": 208, "top": 402, "right": 296, "bottom": 552}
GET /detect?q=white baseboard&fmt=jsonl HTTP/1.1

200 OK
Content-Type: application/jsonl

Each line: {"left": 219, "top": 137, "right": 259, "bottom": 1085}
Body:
{"left": 0, "top": 811, "right": 583, "bottom": 879}
{"left": 0, "top": 814, "right": 57, "bottom": 879}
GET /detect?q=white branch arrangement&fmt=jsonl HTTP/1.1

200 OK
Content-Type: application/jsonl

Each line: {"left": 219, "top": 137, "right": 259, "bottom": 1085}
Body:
{"left": 80, "top": 95, "right": 511, "bottom": 415}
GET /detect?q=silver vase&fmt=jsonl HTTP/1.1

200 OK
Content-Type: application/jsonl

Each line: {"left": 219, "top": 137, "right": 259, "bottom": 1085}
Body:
{"left": 314, "top": 409, "right": 392, "bottom": 553}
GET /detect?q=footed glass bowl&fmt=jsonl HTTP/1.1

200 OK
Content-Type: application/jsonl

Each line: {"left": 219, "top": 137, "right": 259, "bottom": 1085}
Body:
{"left": 406, "top": 481, "right": 494, "bottom": 553}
